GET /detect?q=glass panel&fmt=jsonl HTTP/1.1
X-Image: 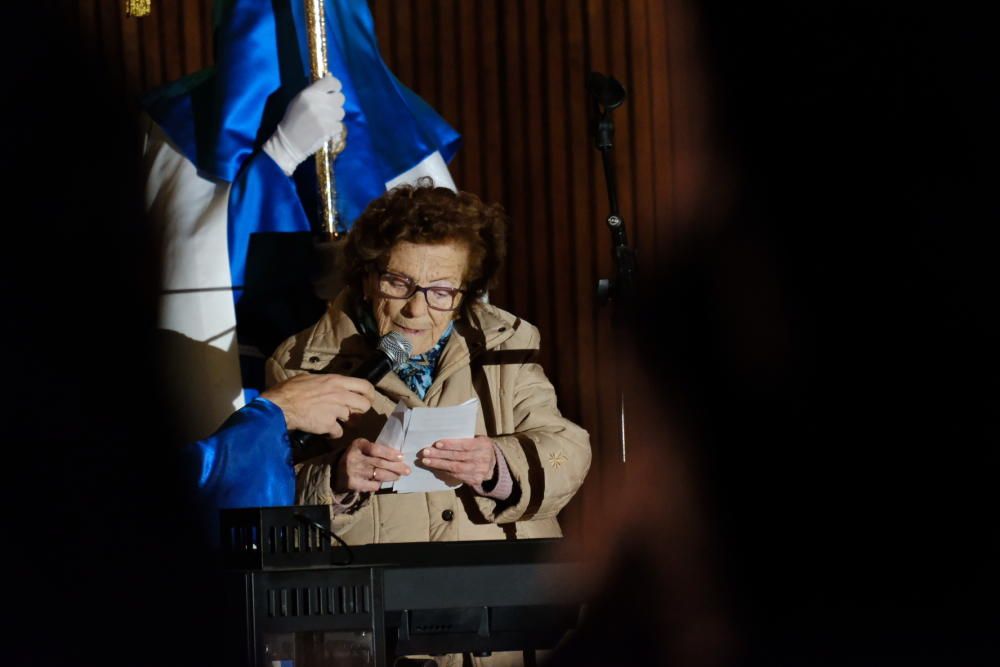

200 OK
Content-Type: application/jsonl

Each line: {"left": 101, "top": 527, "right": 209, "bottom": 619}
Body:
{"left": 262, "top": 631, "right": 373, "bottom": 667}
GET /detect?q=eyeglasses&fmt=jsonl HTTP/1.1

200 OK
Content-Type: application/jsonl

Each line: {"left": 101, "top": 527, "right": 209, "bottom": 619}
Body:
{"left": 376, "top": 271, "right": 466, "bottom": 311}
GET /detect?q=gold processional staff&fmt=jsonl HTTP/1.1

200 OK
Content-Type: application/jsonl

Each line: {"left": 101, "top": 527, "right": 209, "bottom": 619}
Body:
{"left": 127, "top": 0, "right": 347, "bottom": 238}
{"left": 304, "top": 0, "right": 347, "bottom": 239}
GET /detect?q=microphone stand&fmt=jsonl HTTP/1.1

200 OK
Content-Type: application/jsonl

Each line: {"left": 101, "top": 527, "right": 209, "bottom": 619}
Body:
{"left": 589, "top": 72, "right": 637, "bottom": 465}
{"left": 590, "top": 73, "right": 637, "bottom": 320}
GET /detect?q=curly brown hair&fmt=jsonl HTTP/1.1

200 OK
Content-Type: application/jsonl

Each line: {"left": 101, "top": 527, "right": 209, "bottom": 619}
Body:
{"left": 343, "top": 180, "right": 507, "bottom": 318}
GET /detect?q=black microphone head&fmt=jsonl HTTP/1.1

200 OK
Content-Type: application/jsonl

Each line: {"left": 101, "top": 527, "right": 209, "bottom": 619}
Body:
{"left": 588, "top": 71, "right": 627, "bottom": 110}
{"left": 377, "top": 331, "right": 412, "bottom": 370}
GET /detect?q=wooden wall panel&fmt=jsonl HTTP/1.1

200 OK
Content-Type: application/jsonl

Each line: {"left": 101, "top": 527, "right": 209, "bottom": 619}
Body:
{"left": 69, "top": 1, "right": 693, "bottom": 546}
{"left": 63, "top": 1, "right": 213, "bottom": 107}
{"left": 370, "top": 1, "right": 700, "bottom": 543}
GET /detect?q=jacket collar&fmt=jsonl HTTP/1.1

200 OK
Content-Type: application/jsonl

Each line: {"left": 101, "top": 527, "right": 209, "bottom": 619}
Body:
{"left": 300, "top": 289, "right": 520, "bottom": 406}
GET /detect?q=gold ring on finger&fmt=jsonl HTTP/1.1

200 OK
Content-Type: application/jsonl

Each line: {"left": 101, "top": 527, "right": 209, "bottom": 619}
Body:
{"left": 371, "top": 466, "right": 378, "bottom": 481}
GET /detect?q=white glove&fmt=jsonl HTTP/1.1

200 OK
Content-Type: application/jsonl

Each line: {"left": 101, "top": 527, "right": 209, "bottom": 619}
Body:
{"left": 262, "top": 74, "right": 346, "bottom": 176}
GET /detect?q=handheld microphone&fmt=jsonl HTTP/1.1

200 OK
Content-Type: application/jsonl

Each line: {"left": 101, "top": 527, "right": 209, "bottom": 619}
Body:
{"left": 290, "top": 331, "right": 412, "bottom": 453}
{"left": 350, "top": 330, "right": 412, "bottom": 383}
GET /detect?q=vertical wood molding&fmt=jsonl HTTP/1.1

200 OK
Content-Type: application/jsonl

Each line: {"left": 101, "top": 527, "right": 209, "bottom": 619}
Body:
{"left": 372, "top": 1, "right": 686, "bottom": 545}
{"left": 69, "top": 0, "right": 214, "bottom": 99}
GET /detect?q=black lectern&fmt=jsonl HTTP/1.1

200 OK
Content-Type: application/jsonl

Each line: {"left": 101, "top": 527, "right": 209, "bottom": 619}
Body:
{"left": 221, "top": 506, "right": 585, "bottom": 667}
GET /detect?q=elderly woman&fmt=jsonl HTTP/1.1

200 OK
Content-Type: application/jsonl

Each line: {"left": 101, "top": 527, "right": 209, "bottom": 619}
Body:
{"left": 266, "top": 183, "right": 590, "bottom": 545}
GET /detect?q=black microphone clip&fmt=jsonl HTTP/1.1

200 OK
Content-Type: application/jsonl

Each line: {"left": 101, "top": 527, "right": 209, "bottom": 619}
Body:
{"left": 588, "top": 72, "right": 626, "bottom": 152}
{"left": 588, "top": 71, "right": 627, "bottom": 111}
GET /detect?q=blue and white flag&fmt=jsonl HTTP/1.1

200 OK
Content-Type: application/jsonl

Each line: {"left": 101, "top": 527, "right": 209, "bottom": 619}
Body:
{"left": 142, "top": 0, "right": 460, "bottom": 446}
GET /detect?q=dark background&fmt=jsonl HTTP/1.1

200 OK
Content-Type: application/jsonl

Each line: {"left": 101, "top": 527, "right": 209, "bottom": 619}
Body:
{"left": 1, "top": 5, "right": 212, "bottom": 665}
{"left": 654, "top": 1, "right": 998, "bottom": 664}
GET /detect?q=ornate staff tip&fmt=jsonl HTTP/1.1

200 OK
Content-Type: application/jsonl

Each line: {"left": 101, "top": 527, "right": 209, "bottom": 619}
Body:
{"left": 125, "top": 1, "right": 152, "bottom": 18}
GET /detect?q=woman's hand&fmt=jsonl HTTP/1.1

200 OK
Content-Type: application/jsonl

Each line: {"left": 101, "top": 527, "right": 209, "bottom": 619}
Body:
{"left": 334, "top": 438, "right": 411, "bottom": 493}
{"left": 261, "top": 374, "right": 374, "bottom": 438}
{"left": 419, "top": 436, "right": 497, "bottom": 487}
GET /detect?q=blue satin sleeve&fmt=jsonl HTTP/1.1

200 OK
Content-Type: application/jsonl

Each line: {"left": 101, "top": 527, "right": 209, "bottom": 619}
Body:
{"left": 228, "top": 151, "right": 312, "bottom": 297}
{"left": 185, "top": 397, "right": 295, "bottom": 511}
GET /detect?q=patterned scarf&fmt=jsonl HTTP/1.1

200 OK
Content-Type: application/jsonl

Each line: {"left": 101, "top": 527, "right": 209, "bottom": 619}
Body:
{"left": 394, "top": 322, "right": 454, "bottom": 399}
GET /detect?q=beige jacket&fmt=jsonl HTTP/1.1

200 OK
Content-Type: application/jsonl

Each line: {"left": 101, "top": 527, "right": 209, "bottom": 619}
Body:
{"left": 265, "top": 291, "right": 591, "bottom": 545}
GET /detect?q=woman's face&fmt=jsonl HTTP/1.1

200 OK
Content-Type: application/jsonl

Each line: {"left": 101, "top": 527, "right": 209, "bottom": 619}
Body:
{"left": 364, "top": 240, "right": 470, "bottom": 355}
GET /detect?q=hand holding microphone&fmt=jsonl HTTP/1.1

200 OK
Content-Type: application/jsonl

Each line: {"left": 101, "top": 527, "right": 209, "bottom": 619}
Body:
{"left": 286, "top": 331, "right": 412, "bottom": 450}
{"left": 261, "top": 374, "right": 374, "bottom": 439}
{"left": 262, "top": 73, "right": 346, "bottom": 176}
{"left": 265, "top": 372, "right": 410, "bottom": 494}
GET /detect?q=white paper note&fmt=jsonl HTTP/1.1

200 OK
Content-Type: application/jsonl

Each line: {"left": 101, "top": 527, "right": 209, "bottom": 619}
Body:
{"left": 376, "top": 398, "right": 479, "bottom": 493}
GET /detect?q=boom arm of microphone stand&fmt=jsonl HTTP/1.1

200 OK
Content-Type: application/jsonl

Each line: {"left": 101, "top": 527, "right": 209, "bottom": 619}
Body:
{"left": 589, "top": 72, "right": 636, "bottom": 467}
{"left": 591, "top": 108, "right": 637, "bottom": 312}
